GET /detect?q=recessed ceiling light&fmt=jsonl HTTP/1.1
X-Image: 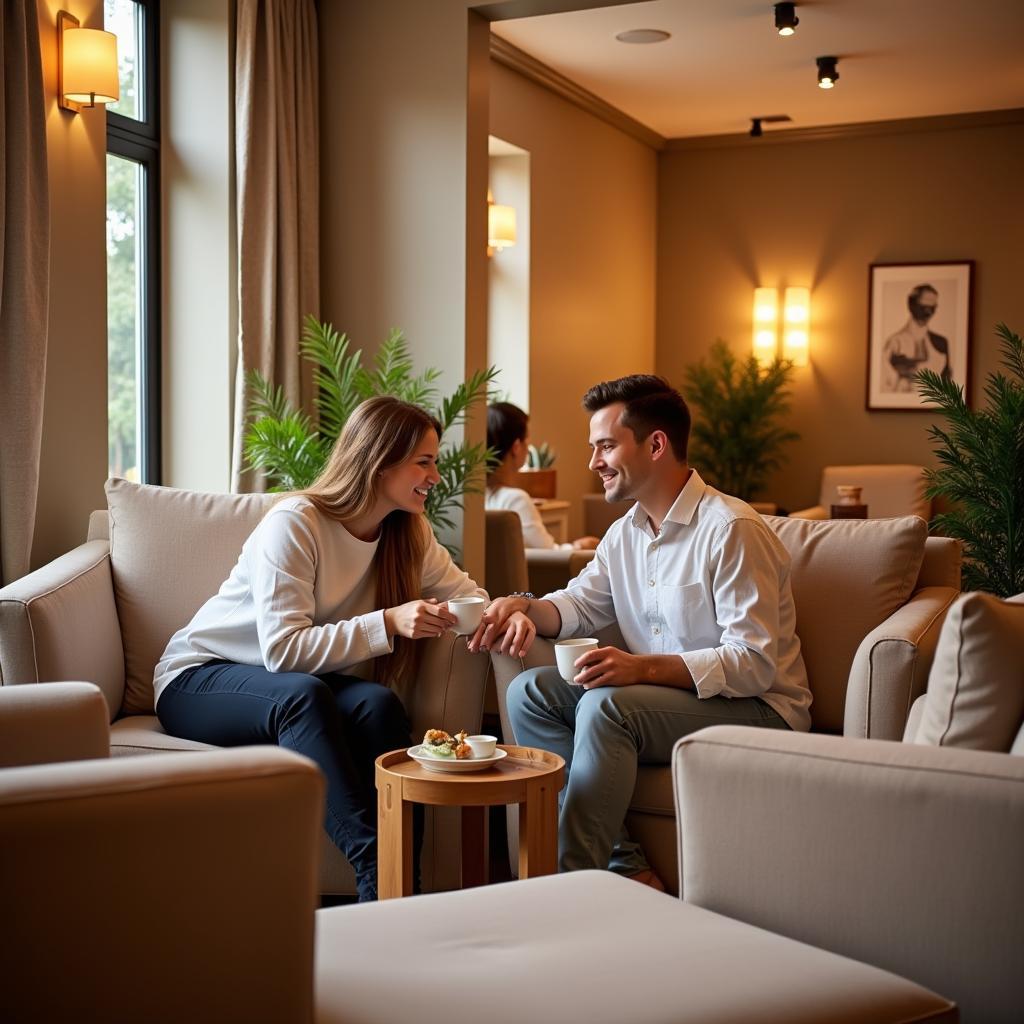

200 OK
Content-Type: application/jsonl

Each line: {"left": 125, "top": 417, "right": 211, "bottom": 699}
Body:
{"left": 615, "top": 29, "right": 671, "bottom": 44}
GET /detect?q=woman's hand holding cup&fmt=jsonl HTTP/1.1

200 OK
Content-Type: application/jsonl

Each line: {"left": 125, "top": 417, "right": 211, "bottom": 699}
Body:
{"left": 384, "top": 599, "right": 456, "bottom": 640}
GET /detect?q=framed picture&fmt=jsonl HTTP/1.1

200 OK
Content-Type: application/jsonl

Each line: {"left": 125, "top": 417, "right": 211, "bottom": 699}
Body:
{"left": 866, "top": 261, "right": 973, "bottom": 411}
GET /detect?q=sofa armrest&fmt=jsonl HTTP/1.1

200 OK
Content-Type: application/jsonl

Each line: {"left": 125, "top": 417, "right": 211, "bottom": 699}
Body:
{"left": 674, "top": 726, "right": 1024, "bottom": 1024}
{"left": 0, "top": 682, "right": 109, "bottom": 767}
{"left": 526, "top": 548, "right": 596, "bottom": 596}
{"left": 402, "top": 631, "right": 491, "bottom": 737}
{"left": 0, "top": 746, "right": 322, "bottom": 1023}
{"left": 0, "top": 540, "right": 124, "bottom": 720}
{"left": 844, "top": 585, "right": 959, "bottom": 740}
{"left": 788, "top": 504, "right": 828, "bottom": 520}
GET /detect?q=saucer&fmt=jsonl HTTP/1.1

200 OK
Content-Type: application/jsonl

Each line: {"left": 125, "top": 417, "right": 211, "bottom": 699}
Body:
{"left": 407, "top": 744, "right": 508, "bottom": 774}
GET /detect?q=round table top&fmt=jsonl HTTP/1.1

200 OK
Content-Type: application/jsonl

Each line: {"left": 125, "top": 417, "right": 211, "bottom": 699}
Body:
{"left": 375, "top": 745, "right": 564, "bottom": 806}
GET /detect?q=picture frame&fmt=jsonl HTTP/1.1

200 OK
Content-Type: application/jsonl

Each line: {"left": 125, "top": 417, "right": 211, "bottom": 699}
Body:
{"left": 866, "top": 261, "right": 973, "bottom": 411}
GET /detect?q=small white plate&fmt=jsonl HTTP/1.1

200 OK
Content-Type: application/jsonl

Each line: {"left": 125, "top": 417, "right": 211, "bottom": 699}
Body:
{"left": 407, "top": 744, "right": 508, "bottom": 774}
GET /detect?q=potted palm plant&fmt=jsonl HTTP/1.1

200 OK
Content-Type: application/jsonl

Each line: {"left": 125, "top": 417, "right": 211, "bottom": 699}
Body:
{"left": 244, "top": 315, "right": 498, "bottom": 550}
{"left": 681, "top": 340, "right": 799, "bottom": 502}
{"left": 916, "top": 323, "right": 1024, "bottom": 596}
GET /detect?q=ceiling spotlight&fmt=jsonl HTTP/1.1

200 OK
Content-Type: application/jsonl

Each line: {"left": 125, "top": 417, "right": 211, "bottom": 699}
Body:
{"left": 750, "top": 118, "right": 763, "bottom": 138}
{"left": 774, "top": 2, "right": 799, "bottom": 36}
{"left": 615, "top": 29, "right": 671, "bottom": 44}
{"left": 816, "top": 55, "right": 839, "bottom": 89}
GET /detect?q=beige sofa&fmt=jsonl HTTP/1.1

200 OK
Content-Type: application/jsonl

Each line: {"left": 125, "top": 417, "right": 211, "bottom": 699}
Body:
{"left": 492, "top": 514, "right": 963, "bottom": 890}
{"left": 0, "top": 479, "right": 491, "bottom": 894}
{"left": 1, "top": 682, "right": 961, "bottom": 1023}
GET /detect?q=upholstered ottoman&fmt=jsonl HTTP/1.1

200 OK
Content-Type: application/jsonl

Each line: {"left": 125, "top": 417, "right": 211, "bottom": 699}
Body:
{"left": 314, "top": 871, "right": 955, "bottom": 1023}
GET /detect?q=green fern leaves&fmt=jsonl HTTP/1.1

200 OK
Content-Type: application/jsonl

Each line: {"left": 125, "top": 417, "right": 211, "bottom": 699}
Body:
{"left": 916, "top": 323, "right": 1024, "bottom": 597}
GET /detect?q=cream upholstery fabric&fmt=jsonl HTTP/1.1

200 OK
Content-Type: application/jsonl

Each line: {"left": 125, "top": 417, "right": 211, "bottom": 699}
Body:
{"left": 0, "top": 682, "right": 109, "bottom": 767}
{"left": 105, "top": 478, "right": 276, "bottom": 714}
{"left": 905, "top": 591, "right": 1024, "bottom": 751}
{"left": 0, "top": 540, "right": 125, "bottom": 719}
{"left": 675, "top": 725, "right": 1024, "bottom": 1024}
{"left": 1, "top": 747, "right": 321, "bottom": 1023}
{"left": 792, "top": 464, "right": 931, "bottom": 521}
{"left": 765, "top": 514, "right": 927, "bottom": 731}
{"left": 314, "top": 871, "right": 955, "bottom": 1024}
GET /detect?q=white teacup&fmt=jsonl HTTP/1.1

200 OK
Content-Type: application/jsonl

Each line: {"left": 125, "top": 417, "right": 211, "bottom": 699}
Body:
{"left": 449, "top": 596, "right": 486, "bottom": 635}
{"left": 555, "top": 638, "right": 599, "bottom": 683}
{"left": 466, "top": 734, "right": 497, "bottom": 758}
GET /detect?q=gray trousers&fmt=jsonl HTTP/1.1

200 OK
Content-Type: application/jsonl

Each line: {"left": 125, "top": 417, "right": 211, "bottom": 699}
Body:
{"left": 506, "top": 666, "right": 790, "bottom": 876}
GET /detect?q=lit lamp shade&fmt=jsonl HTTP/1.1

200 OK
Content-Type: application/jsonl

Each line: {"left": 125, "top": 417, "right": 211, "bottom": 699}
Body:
{"left": 783, "top": 287, "right": 810, "bottom": 366}
{"left": 752, "top": 287, "right": 778, "bottom": 367}
{"left": 62, "top": 27, "right": 119, "bottom": 105}
{"left": 488, "top": 203, "right": 516, "bottom": 252}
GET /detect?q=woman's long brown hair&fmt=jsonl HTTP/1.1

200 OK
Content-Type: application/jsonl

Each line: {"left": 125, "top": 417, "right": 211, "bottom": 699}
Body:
{"left": 295, "top": 396, "right": 442, "bottom": 688}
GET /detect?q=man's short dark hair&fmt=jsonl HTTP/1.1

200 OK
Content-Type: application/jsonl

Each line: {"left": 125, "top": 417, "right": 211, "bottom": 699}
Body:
{"left": 582, "top": 374, "right": 690, "bottom": 462}
{"left": 487, "top": 402, "right": 529, "bottom": 461}
{"left": 908, "top": 284, "right": 938, "bottom": 306}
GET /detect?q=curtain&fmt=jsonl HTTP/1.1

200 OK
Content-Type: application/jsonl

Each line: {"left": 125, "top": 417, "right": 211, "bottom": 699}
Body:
{"left": 0, "top": 0, "right": 50, "bottom": 584}
{"left": 232, "top": 0, "right": 319, "bottom": 492}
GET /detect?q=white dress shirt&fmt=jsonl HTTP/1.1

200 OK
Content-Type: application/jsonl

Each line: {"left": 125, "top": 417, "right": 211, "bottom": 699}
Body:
{"left": 485, "top": 485, "right": 565, "bottom": 550}
{"left": 543, "top": 470, "right": 812, "bottom": 731}
{"left": 153, "top": 496, "right": 487, "bottom": 705}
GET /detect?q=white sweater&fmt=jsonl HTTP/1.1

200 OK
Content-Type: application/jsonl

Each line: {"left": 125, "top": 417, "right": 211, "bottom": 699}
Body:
{"left": 485, "top": 485, "right": 567, "bottom": 550}
{"left": 153, "top": 496, "right": 487, "bottom": 705}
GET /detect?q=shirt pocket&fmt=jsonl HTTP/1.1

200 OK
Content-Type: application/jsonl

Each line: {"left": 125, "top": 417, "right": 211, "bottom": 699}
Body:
{"left": 659, "top": 581, "right": 711, "bottom": 646}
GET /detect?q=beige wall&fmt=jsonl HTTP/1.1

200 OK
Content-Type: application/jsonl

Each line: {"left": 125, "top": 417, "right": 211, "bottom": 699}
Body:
{"left": 489, "top": 60, "right": 657, "bottom": 536}
{"left": 657, "top": 119, "right": 1024, "bottom": 512}
{"left": 31, "top": 0, "right": 108, "bottom": 568}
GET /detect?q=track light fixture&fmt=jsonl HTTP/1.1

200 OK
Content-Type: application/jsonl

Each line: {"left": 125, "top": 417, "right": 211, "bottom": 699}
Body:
{"left": 816, "top": 55, "right": 839, "bottom": 89}
{"left": 773, "top": 3, "right": 799, "bottom": 36}
{"left": 750, "top": 118, "right": 763, "bottom": 138}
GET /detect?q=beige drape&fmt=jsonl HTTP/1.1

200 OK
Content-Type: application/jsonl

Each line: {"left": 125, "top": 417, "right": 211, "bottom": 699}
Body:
{"left": 0, "top": 1, "right": 50, "bottom": 584}
{"left": 232, "top": 0, "right": 319, "bottom": 492}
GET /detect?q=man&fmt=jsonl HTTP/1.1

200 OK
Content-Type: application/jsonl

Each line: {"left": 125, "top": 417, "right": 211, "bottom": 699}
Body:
{"left": 473, "top": 375, "right": 812, "bottom": 889}
{"left": 882, "top": 284, "right": 952, "bottom": 392}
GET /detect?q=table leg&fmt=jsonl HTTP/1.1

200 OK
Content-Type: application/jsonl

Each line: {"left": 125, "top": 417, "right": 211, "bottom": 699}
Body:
{"left": 460, "top": 804, "right": 489, "bottom": 889}
{"left": 377, "top": 777, "right": 413, "bottom": 899}
{"left": 518, "top": 777, "right": 558, "bottom": 878}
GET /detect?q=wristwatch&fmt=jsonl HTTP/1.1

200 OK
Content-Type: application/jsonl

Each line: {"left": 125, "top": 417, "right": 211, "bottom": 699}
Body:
{"left": 509, "top": 591, "right": 535, "bottom": 600}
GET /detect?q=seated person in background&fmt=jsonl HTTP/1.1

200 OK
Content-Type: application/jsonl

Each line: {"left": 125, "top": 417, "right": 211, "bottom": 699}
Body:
{"left": 474, "top": 376, "right": 812, "bottom": 891}
{"left": 486, "top": 401, "right": 600, "bottom": 551}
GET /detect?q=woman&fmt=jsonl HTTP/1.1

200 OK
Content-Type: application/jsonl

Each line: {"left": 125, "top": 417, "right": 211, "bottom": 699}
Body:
{"left": 486, "top": 402, "right": 599, "bottom": 551}
{"left": 154, "top": 396, "right": 488, "bottom": 902}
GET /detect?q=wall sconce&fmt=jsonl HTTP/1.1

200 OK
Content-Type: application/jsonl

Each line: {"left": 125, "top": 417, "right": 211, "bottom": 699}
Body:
{"left": 487, "top": 196, "right": 517, "bottom": 255}
{"left": 816, "top": 56, "right": 839, "bottom": 90}
{"left": 752, "top": 288, "right": 779, "bottom": 367}
{"left": 783, "top": 286, "right": 810, "bottom": 366}
{"left": 58, "top": 10, "right": 119, "bottom": 113}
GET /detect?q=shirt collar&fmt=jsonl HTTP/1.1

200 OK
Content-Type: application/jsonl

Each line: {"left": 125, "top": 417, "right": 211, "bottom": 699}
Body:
{"left": 628, "top": 469, "right": 707, "bottom": 533}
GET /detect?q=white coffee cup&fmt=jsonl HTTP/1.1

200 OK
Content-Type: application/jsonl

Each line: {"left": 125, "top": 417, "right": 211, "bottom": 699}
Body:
{"left": 466, "top": 734, "right": 497, "bottom": 758}
{"left": 449, "top": 596, "right": 486, "bottom": 635}
{"left": 554, "top": 638, "right": 599, "bottom": 683}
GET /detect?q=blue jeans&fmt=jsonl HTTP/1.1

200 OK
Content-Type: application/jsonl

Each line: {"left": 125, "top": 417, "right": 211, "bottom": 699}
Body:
{"left": 506, "top": 667, "right": 790, "bottom": 876}
{"left": 157, "top": 660, "right": 420, "bottom": 902}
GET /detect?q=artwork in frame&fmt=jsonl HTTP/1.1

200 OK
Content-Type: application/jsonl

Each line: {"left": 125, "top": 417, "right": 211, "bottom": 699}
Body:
{"left": 866, "top": 261, "right": 973, "bottom": 411}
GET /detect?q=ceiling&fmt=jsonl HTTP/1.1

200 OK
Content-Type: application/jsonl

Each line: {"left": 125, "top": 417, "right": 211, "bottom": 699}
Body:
{"left": 491, "top": 0, "right": 1024, "bottom": 140}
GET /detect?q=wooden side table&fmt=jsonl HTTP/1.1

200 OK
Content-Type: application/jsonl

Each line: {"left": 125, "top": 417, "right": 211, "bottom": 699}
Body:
{"left": 375, "top": 745, "right": 564, "bottom": 900}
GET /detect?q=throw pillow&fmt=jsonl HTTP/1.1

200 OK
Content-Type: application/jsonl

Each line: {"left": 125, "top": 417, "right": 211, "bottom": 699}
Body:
{"left": 907, "top": 591, "right": 1024, "bottom": 751}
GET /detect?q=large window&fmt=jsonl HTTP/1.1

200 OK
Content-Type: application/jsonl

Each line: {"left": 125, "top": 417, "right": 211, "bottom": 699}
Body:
{"left": 105, "top": 0, "right": 159, "bottom": 482}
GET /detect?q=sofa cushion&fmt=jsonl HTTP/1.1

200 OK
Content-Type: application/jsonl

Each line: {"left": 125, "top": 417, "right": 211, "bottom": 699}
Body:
{"left": 315, "top": 871, "right": 956, "bottom": 1024}
{"left": 105, "top": 479, "right": 276, "bottom": 715}
{"left": 905, "top": 591, "right": 1024, "bottom": 752}
{"left": 764, "top": 515, "right": 927, "bottom": 732}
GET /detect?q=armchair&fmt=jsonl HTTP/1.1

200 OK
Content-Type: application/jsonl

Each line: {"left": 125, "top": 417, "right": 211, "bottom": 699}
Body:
{"left": 791, "top": 463, "right": 930, "bottom": 520}
{"left": 491, "top": 514, "right": 963, "bottom": 890}
{"left": 0, "top": 479, "right": 490, "bottom": 895}
{"left": 1, "top": 684, "right": 955, "bottom": 1023}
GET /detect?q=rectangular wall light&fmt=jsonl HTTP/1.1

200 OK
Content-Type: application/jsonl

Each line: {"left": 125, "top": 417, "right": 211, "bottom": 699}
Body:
{"left": 783, "top": 286, "right": 810, "bottom": 366}
{"left": 752, "top": 287, "right": 778, "bottom": 367}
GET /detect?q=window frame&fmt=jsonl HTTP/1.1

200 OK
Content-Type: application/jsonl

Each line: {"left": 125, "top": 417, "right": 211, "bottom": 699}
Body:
{"left": 106, "top": 0, "right": 161, "bottom": 483}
